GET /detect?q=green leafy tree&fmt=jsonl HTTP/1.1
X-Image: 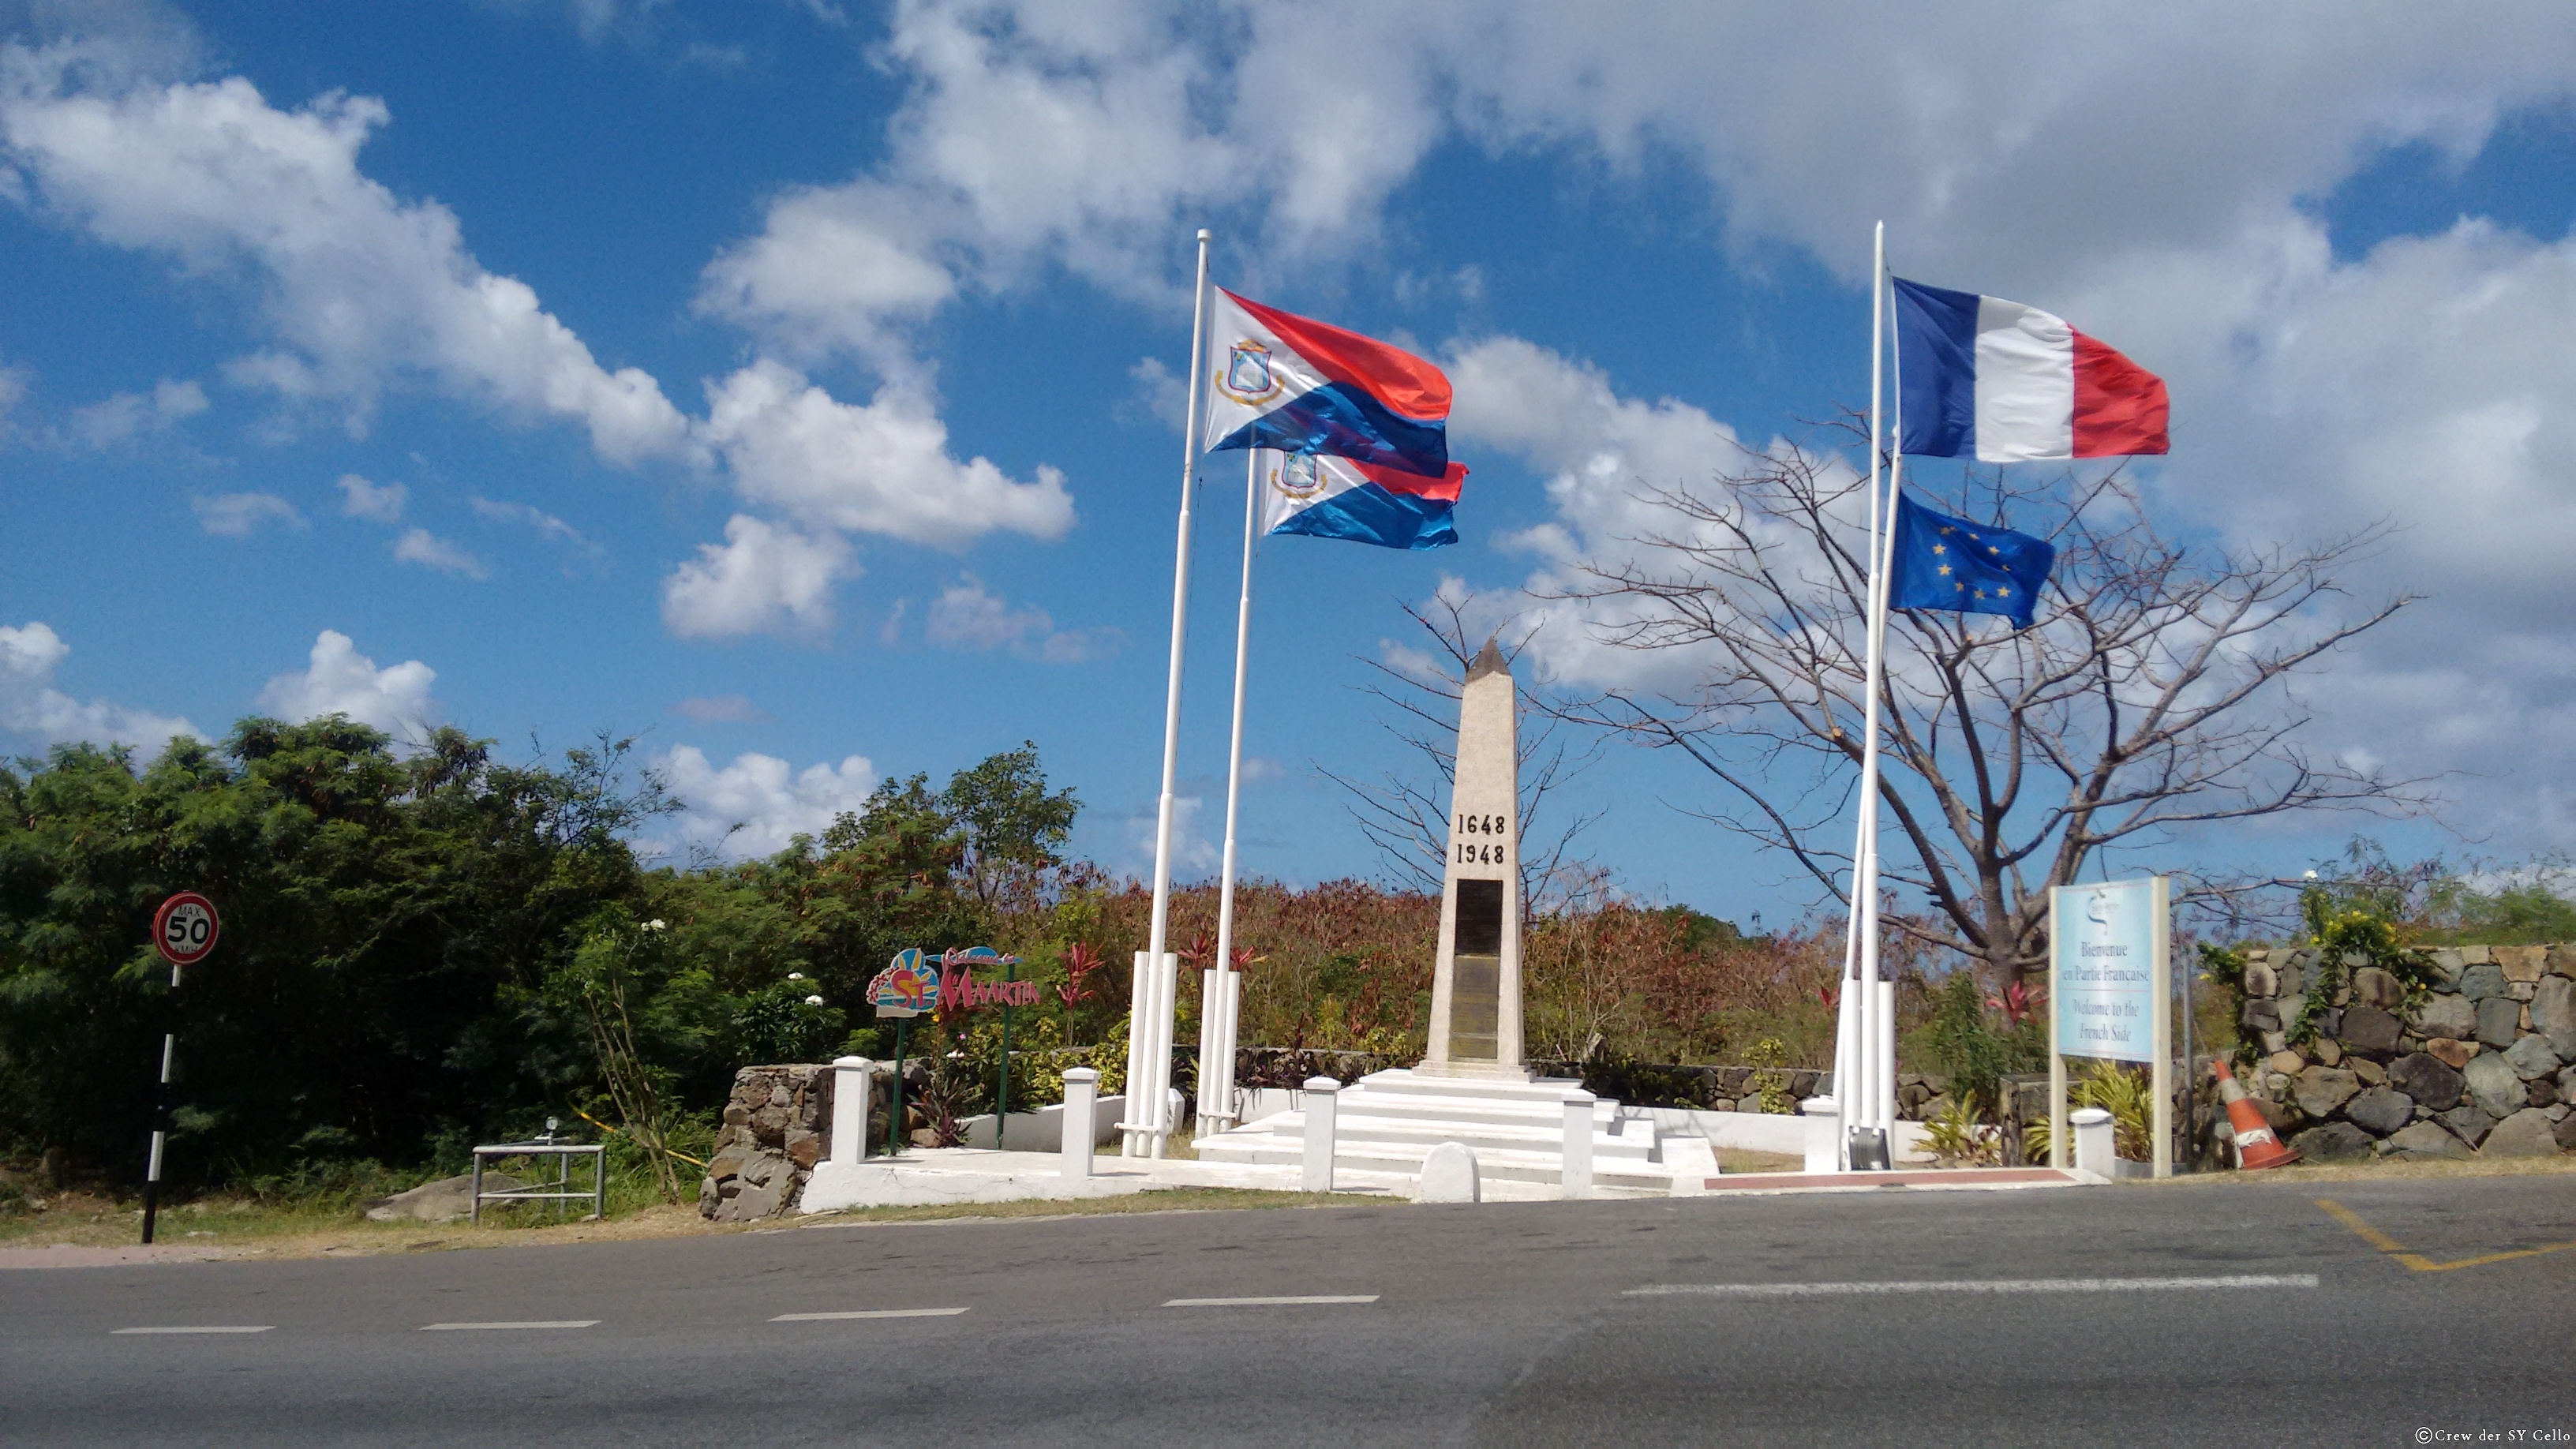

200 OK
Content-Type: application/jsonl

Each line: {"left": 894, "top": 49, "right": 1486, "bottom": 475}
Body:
{"left": 943, "top": 741, "right": 1080, "bottom": 913}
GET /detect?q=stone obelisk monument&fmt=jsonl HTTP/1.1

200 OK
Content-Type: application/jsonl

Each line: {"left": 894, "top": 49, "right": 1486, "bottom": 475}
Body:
{"left": 1421, "top": 639, "right": 1527, "bottom": 1080}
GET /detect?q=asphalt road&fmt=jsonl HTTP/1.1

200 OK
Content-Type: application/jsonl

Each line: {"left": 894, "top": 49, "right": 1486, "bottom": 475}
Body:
{"left": 6, "top": 1174, "right": 2574, "bottom": 1446}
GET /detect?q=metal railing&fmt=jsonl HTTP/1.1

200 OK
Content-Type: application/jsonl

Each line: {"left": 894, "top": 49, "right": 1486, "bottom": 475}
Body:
{"left": 470, "top": 1133, "right": 607, "bottom": 1225}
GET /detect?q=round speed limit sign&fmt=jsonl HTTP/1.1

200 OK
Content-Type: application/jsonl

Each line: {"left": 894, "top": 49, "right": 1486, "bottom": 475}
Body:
{"left": 152, "top": 892, "right": 220, "bottom": 967}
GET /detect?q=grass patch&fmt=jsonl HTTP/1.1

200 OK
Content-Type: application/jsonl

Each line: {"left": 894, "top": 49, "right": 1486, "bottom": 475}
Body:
{"left": 2140, "top": 1154, "right": 2576, "bottom": 1187}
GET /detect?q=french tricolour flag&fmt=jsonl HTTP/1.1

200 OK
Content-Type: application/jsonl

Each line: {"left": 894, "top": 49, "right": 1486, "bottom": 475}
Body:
{"left": 1893, "top": 278, "right": 2169, "bottom": 462}
{"left": 1201, "top": 288, "right": 1450, "bottom": 479}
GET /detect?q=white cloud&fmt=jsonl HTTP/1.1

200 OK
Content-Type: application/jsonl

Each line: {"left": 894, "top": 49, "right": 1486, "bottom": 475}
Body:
{"left": 0, "top": 620, "right": 201, "bottom": 750}
{"left": 2, "top": 38, "right": 1094, "bottom": 645}
{"left": 256, "top": 629, "right": 438, "bottom": 736}
{"left": 1123, "top": 791, "right": 1217, "bottom": 878}
{"left": 472, "top": 495, "right": 602, "bottom": 570}
{"left": 669, "top": 693, "right": 770, "bottom": 724}
{"left": 1440, "top": 335, "right": 1773, "bottom": 692}
{"left": 698, "top": 360, "right": 1074, "bottom": 549}
{"left": 697, "top": 181, "right": 960, "bottom": 369}
{"left": 660, "top": 513, "right": 850, "bottom": 639}
{"left": 336, "top": 472, "right": 406, "bottom": 522}
{"left": 0, "top": 51, "right": 695, "bottom": 466}
{"left": 190, "top": 490, "right": 305, "bottom": 536}
{"left": 470, "top": 495, "right": 580, "bottom": 545}
{"left": 67, "top": 377, "right": 204, "bottom": 447}
{"left": 654, "top": 744, "right": 875, "bottom": 859}
{"left": 924, "top": 574, "right": 1118, "bottom": 664}
{"left": 391, "top": 526, "right": 485, "bottom": 578}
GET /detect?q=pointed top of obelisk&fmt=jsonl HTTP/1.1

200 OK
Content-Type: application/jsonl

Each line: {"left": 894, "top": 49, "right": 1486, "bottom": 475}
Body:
{"left": 1466, "top": 635, "right": 1509, "bottom": 683}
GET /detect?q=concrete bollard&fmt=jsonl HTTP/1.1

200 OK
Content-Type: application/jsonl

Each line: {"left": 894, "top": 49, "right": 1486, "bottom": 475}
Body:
{"left": 1560, "top": 1090, "right": 1596, "bottom": 1200}
{"left": 1061, "top": 1069, "right": 1099, "bottom": 1181}
{"left": 831, "top": 1057, "right": 871, "bottom": 1163}
{"left": 1801, "top": 1095, "right": 1841, "bottom": 1173}
{"left": 1301, "top": 1076, "right": 1341, "bottom": 1193}
{"left": 2071, "top": 1106, "right": 2115, "bottom": 1178}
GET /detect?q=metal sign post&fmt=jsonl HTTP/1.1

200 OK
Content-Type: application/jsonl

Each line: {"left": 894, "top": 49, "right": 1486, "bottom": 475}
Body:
{"left": 141, "top": 893, "right": 219, "bottom": 1245}
{"left": 867, "top": 949, "right": 944, "bottom": 1158}
{"left": 2048, "top": 876, "right": 2173, "bottom": 1179}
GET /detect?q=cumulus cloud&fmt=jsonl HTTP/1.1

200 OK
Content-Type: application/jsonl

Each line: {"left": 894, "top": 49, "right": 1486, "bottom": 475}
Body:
{"left": 190, "top": 490, "right": 305, "bottom": 536}
{"left": 669, "top": 362, "right": 1077, "bottom": 638}
{"left": 0, "top": 48, "right": 695, "bottom": 465}
{"left": 668, "top": 693, "right": 770, "bottom": 724}
{"left": 336, "top": 473, "right": 406, "bottom": 522}
{"left": 0, "top": 620, "right": 200, "bottom": 750}
{"left": 66, "top": 377, "right": 204, "bottom": 447}
{"left": 1440, "top": 335, "right": 1773, "bottom": 692}
{"left": 2, "top": 36, "right": 1094, "bottom": 641}
{"left": 696, "top": 181, "right": 960, "bottom": 369}
{"left": 697, "top": 361, "right": 1073, "bottom": 549}
{"left": 391, "top": 526, "right": 485, "bottom": 578}
{"left": 1122, "top": 790, "right": 1217, "bottom": 877}
{"left": 660, "top": 513, "right": 850, "bottom": 639}
{"left": 654, "top": 744, "right": 875, "bottom": 859}
{"left": 924, "top": 574, "right": 1118, "bottom": 664}
{"left": 256, "top": 629, "right": 438, "bottom": 736}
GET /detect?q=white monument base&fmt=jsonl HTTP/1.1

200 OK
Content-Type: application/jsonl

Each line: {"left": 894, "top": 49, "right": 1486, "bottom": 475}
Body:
{"left": 1193, "top": 1069, "right": 1693, "bottom": 1197}
{"left": 1410, "top": 1060, "right": 1536, "bottom": 1083}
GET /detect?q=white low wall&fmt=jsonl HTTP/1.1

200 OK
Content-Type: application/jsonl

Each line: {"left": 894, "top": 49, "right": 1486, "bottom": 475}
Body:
{"left": 1237, "top": 1086, "right": 1300, "bottom": 1125}
{"left": 1619, "top": 1105, "right": 1936, "bottom": 1165}
{"left": 957, "top": 1094, "right": 1126, "bottom": 1153}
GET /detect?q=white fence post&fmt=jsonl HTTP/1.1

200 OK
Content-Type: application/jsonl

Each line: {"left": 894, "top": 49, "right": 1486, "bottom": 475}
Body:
{"left": 1301, "top": 1077, "right": 1340, "bottom": 1193}
{"left": 1802, "top": 1095, "right": 1841, "bottom": 1174}
{"left": 1560, "top": 1091, "right": 1596, "bottom": 1200}
{"left": 2071, "top": 1106, "right": 2116, "bottom": 1178}
{"left": 1062, "top": 1068, "right": 1099, "bottom": 1181}
{"left": 831, "top": 1057, "right": 871, "bottom": 1163}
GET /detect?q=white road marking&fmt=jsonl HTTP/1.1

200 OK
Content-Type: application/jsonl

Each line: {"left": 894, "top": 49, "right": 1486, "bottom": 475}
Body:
{"left": 771, "top": 1308, "right": 970, "bottom": 1322}
{"left": 1162, "top": 1295, "right": 1380, "bottom": 1307}
{"left": 419, "top": 1320, "right": 601, "bottom": 1331}
{"left": 1624, "top": 1274, "right": 2320, "bottom": 1298}
{"left": 111, "top": 1326, "right": 274, "bottom": 1335}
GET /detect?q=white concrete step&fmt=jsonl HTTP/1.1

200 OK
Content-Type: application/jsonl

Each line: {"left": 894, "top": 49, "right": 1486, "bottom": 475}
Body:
{"left": 1193, "top": 1133, "right": 1680, "bottom": 1196}
{"left": 1317, "top": 1090, "right": 1620, "bottom": 1133}
{"left": 1331, "top": 1117, "right": 1658, "bottom": 1161}
{"left": 1350, "top": 1069, "right": 1594, "bottom": 1104}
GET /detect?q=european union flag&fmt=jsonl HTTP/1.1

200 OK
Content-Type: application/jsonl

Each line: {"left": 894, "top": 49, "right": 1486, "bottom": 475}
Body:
{"left": 1889, "top": 492, "right": 2055, "bottom": 629}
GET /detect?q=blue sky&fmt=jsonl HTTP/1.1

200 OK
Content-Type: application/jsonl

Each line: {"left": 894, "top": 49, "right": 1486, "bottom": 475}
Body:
{"left": 5, "top": 2, "right": 2576, "bottom": 927}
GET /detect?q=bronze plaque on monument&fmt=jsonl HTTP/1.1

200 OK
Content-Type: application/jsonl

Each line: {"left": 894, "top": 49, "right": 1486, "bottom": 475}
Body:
{"left": 1448, "top": 878, "right": 1503, "bottom": 1059}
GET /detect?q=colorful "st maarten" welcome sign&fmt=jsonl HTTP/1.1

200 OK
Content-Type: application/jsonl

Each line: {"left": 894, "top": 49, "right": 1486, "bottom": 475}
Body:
{"left": 867, "top": 945, "right": 1035, "bottom": 1020}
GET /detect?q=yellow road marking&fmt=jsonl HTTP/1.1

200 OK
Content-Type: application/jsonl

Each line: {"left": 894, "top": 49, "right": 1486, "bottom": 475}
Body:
{"left": 2315, "top": 1197, "right": 2576, "bottom": 1273}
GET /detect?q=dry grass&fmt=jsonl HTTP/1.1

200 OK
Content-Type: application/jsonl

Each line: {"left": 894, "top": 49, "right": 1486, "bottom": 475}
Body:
{"left": 1717, "top": 1148, "right": 1804, "bottom": 1174}
{"left": 2128, "top": 1154, "right": 2576, "bottom": 1188}
{"left": 0, "top": 1184, "right": 1388, "bottom": 1264}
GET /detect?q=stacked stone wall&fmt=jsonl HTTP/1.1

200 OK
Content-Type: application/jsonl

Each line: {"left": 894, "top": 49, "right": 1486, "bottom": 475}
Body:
{"left": 2224, "top": 943, "right": 2576, "bottom": 1161}
{"left": 698, "top": 1065, "right": 834, "bottom": 1222}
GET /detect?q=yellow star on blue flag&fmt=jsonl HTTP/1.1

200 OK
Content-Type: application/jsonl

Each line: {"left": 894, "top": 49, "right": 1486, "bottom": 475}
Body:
{"left": 1889, "top": 492, "right": 2054, "bottom": 628}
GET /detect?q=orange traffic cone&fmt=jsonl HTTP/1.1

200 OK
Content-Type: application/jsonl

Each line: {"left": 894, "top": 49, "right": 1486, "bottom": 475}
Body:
{"left": 2212, "top": 1057, "right": 2299, "bottom": 1170}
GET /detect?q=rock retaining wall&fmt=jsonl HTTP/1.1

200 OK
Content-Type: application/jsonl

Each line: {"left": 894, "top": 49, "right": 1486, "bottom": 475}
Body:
{"left": 699, "top": 1065, "right": 837, "bottom": 1222}
{"left": 2222, "top": 943, "right": 2576, "bottom": 1162}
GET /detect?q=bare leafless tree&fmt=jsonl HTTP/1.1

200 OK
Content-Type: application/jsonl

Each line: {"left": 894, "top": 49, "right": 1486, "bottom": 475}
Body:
{"left": 1317, "top": 593, "right": 1605, "bottom": 919}
{"left": 1538, "top": 414, "right": 2434, "bottom": 984}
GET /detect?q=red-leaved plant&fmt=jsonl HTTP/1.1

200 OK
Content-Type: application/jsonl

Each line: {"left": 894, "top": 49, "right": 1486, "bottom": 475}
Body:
{"left": 1987, "top": 979, "right": 2042, "bottom": 1028}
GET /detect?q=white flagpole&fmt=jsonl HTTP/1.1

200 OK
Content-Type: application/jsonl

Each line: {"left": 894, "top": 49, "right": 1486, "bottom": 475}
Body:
{"left": 1835, "top": 220, "right": 1888, "bottom": 1166}
{"left": 1871, "top": 313, "right": 1913, "bottom": 1145}
{"left": 1126, "top": 227, "right": 1212, "bottom": 1159}
{"left": 1198, "top": 446, "right": 1262, "bottom": 1138}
